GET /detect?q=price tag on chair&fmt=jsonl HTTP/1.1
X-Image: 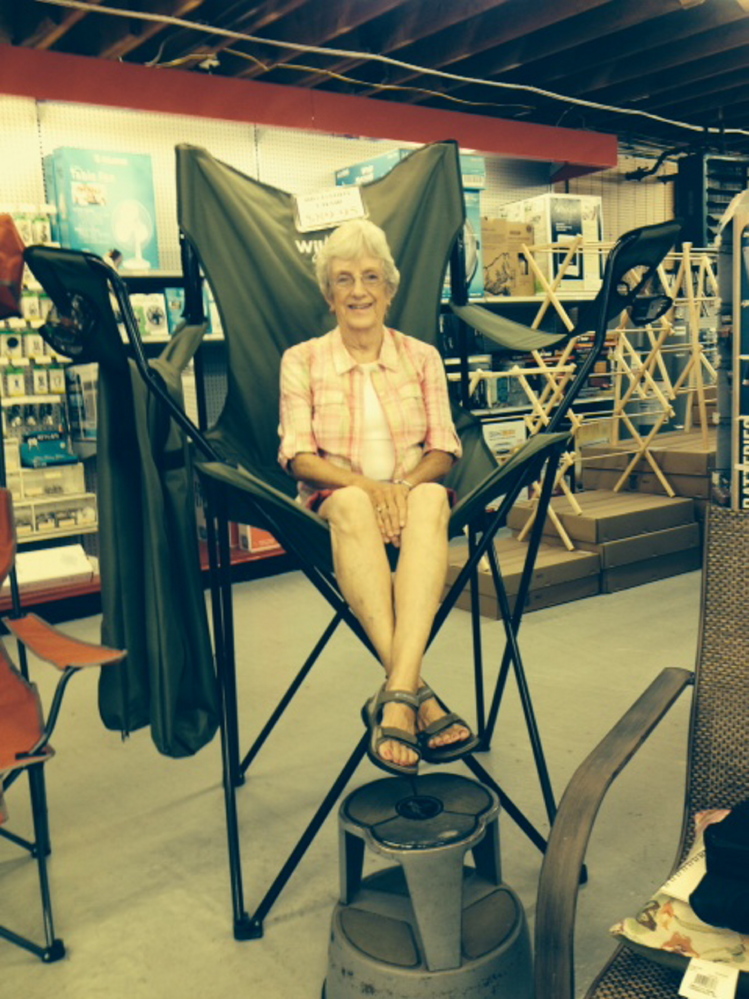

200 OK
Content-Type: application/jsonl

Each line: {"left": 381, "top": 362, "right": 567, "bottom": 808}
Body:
{"left": 679, "top": 958, "right": 739, "bottom": 999}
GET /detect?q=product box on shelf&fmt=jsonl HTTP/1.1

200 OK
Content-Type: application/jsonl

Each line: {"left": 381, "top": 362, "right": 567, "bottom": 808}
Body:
{"left": 65, "top": 362, "right": 98, "bottom": 441}
{"left": 482, "top": 219, "right": 535, "bottom": 297}
{"left": 501, "top": 193, "right": 603, "bottom": 292}
{"left": 129, "top": 293, "right": 168, "bottom": 338}
{"left": 44, "top": 147, "right": 160, "bottom": 271}
{"left": 237, "top": 524, "right": 281, "bottom": 554}
{"left": 481, "top": 218, "right": 536, "bottom": 297}
{"left": 1, "top": 543, "right": 94, "bottom": 592}
{"left": 163, "top": 286, "right": 222, "bottom": 335}
{"left": 335, "top": 149, "right": 486, "bottom": 189}
{"left": 442, "top": 189, "right": 484, "bottom": 299}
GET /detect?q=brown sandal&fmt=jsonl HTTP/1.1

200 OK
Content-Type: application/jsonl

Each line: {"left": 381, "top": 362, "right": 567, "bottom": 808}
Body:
{"left": 361, "top": 685, "right": 421, "bottom": 777}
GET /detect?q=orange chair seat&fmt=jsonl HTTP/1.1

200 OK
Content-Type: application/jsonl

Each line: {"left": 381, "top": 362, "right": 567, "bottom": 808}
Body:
{"left": 3, "top": 614, "right": 126, "bottom": 671}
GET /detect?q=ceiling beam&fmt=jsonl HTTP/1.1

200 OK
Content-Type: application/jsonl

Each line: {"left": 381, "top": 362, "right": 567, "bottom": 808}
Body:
{"left": 519, "top": 1, "right": 747, "bottom": 90}
{"left": 403, "top": 0, "right": 685, "bottom": 106}
{"left": 145, "top": 0, "right": 314, "bottom": 71}
{"left": 96, "top": 0, "right": 205, "bottom": 60}
{"left": 18, "top": 0, "right": 105, "bottom": 49}
{"left": 557, "top": 17, "right": 749, "bottom": 104}
{"left": 232, "top": 0, "right": 406, "bottom": 80}
{"left": 284, "top": 0, "right": 512, "bottom": 89}
{"left": 352, "top": 0, "right": 616, "bottom": 97}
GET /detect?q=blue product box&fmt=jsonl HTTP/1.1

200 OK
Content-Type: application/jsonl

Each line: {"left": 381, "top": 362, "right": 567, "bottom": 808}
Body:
{"left": 444, "top": 189, "right": 484, "bottom": 299}
{"left": 43, "top": 147, "right": 160, "bottom": 271}
{"left": 335, "top": 148, "right": 485, "bottom": 189}
{"left": 164, "top": 286, "right": 218, "bottom": 335}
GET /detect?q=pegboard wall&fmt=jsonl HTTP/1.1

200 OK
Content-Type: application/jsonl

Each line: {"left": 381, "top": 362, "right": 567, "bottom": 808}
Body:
{"left": 0, "top": 96, "right": 46, "bottom": 207}
{"left": 0, "top": 95, "right": 676, "bottom": 260}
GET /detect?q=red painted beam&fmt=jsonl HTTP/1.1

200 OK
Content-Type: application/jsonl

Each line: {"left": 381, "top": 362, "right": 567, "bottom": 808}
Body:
{"left": 0, "top": 45, "right": 617, "bottom": 176}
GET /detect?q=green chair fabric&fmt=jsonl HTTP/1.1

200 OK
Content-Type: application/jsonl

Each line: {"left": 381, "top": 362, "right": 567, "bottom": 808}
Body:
{"left": 96, "top": 325, "right": 219, "bottom": 757}
{"left": 177, "top": 141, "right": 467, "bottom": 492}
{"left": 23, "top": 243, "right": 220, "bottom": 758}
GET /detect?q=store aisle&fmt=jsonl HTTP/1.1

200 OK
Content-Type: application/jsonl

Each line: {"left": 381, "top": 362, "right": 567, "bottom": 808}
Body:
{"left": 2, "top": 567, "right": 700, "bottom": 998}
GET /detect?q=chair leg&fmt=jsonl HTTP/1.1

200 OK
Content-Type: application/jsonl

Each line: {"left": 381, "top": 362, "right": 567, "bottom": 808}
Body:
{"left": 27, "top": 764, "right": 65, "bottom": 961}
{"left": 0, "top": 763, "right": 66, "bottom": 963}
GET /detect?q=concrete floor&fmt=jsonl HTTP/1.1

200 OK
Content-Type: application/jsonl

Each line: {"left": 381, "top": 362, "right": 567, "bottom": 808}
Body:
{"left": 1, "top": 565, "right": 700, "bottom": 998}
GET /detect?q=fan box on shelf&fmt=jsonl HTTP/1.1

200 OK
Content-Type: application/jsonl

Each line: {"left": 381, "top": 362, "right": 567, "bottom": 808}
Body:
{"left": 43, "top": 147, "right": 160, "bottom": 271}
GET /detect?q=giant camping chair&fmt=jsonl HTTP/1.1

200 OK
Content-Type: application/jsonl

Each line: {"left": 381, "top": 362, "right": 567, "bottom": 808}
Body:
{"left": 533, "top": 503, "right": 749, "bottom": 999}
{"left": 25, "top": 142, "right": 680, "bottom": 941}
{"left": 0, "top": 488, "right": 125, "bottom": 961}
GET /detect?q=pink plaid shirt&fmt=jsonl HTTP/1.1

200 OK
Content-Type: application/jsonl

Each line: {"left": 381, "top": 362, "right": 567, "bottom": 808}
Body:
{"left": 278, "top": 326, "right": 461, "bottom": 503}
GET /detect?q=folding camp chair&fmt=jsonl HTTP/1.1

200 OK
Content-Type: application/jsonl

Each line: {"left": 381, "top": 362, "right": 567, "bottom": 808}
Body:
{"left": 25, "top": 142, "right": 681, "bottom": 941}
{"left": 0, "top": 488, "right": 125, "bottom": 961}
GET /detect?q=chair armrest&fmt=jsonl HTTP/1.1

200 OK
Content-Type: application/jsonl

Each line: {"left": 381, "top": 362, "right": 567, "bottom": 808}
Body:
{"left": 533, "top": 666, "right": 693, "bottom": 999}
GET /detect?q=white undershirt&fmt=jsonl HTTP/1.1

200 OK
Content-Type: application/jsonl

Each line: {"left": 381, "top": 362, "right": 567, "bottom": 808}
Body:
{"left": 358, "top": 363, "right": 395, "bottom": 481}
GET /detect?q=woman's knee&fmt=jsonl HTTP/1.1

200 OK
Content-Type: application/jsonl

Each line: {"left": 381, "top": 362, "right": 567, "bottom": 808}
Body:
{"left": 408, "top": 482, "right": 450, "bottom": 528}
{"left": 321, "top": 485, "right": 375, "bottom": 532}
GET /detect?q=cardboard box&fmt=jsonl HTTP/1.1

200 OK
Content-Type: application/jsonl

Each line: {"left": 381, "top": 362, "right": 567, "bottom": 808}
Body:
{"left": 507, "top": 489, "right": 696, "bottom": 544}
{"left": 602, "top": 548, "right": 702, "bottom": 593}
{"left": 502, "top": 193, "right": 603, "bottom": 292}
{"left": 576, "top": 522, "right": 700, "bottom": 567}
{"left": 482, "top": 219, "right": 535, "bottom": 297}
{"left": 237, "top": 524, "right": 282, "bottom": 554}
{"left": 580, "top": 467, "right": 711, "bottom": 499}
{"left": 444, "top": 535, "right": 599, "bottom": 618}
{"left": 1, "top": 544, "right": 94, "bottom": 592}
{"left": 44, "top": 147, "right": 160, "bottom": 271}
{"left": 581, "top": 430, "right": 716, "bottom": 478}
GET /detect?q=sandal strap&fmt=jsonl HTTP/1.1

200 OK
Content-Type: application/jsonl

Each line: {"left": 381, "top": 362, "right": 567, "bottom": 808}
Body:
{"left": 377, "top": 687, "right": 420, "bottom": 712}
{"left": 377, "top": 726, "right": 420, "bottom": 750}
{"left": 420, "top": 712, "right": 464, "bottom": 738}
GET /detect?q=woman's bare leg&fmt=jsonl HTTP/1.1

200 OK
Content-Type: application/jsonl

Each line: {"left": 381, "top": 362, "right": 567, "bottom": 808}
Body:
{"left": 320, "top": 487, "right": 418, "bottom": 768}
{"left": 391, "top": 484, "right": 469, "bottom": 748}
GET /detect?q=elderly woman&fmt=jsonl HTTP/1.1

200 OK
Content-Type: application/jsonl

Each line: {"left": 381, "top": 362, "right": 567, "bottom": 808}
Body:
{"left": 278, "top": 218, "right": 478, "bottom": 776}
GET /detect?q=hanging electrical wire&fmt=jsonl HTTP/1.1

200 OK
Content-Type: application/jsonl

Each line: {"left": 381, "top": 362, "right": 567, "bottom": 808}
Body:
{"left": 32, "top": 0, "right": 749, "bottom": 140}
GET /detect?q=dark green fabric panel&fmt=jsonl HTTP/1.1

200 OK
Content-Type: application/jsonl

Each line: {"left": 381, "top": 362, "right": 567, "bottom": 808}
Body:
{"left": 176, "top": 141, "right": 464, "bottom": 478}
{"left": 449, "top": 302, "right": 565, "bottom": 352}
{"left": 448, "top": 432, "right": 572, "bottom": 534}
{"left": 98, "top": 322, "right": 219, "bottom": 758}
{"left": 195, "top": 460, "right": 334, "bottom": 577}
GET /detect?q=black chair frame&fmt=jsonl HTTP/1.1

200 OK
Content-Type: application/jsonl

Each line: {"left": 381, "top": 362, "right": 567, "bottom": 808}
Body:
{"left": 24, "top": 210, "right": 681, "bottom": 941}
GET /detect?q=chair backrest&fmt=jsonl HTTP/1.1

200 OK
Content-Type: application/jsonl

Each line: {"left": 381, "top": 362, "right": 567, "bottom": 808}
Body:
{"left": 176, "top": 141, "right": 466, "bottom": 483}
{"left": 546, "top": 218, "right": 682, "bottom": 433}
{"left": 681, "top": 505, "right": 749, "bottom": 853}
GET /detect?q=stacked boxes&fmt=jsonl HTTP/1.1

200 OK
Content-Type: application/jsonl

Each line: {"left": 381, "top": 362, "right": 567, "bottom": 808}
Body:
{"left": 335, "top": 147, "right": 486, "bottom": 297}
{"left": 580, "top": 430, "right": 716, "bottom": 510}
{"left": 444, "top": 536, "right": 600, "bottom": 618}
{"left": 507, "top": 489, "right": 701, "bottom": 593}
{"left": 501, "top": 193, "right": 603, "bottom": 293}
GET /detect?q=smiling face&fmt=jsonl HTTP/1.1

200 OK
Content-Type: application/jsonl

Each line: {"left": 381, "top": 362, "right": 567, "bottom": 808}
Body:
{"left": 328, "top": 255, "right": 393, "bottom": 340}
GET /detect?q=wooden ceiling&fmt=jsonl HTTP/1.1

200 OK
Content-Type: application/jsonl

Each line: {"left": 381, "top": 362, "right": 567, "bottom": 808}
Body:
{"left": 3, "top": 0, "right": 749, "bottom": 154}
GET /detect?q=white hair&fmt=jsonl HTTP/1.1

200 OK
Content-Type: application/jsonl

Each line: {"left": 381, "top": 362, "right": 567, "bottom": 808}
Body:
{"left": 315, "top": 218, "right": 400, "bottom": 301}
